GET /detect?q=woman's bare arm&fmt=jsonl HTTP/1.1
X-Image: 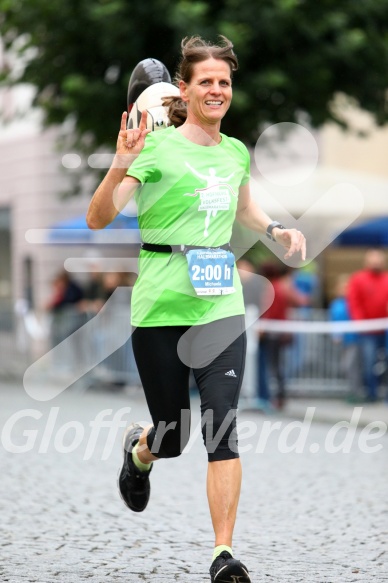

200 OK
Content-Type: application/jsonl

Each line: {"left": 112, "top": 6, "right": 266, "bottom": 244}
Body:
{"left": 86, "top": 111, "right": 150, "bottom": 229}
{"left": 236, "top": 183, "right": 306, "bottom": 260}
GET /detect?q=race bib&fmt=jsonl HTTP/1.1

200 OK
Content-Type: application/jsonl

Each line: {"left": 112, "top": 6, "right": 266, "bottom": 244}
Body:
{"left": 186, "top": 248, "right": 236, "bottom": 296}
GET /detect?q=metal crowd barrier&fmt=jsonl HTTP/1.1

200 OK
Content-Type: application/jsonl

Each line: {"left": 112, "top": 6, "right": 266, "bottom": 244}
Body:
{"left": 4, "top": 295, "right": 140, "bottom": 389}
{"left": 3, "top": 303, "right": 387, "bottom": 399}
{"left": 241, "top": 307, "right": 388, "bottom": 401}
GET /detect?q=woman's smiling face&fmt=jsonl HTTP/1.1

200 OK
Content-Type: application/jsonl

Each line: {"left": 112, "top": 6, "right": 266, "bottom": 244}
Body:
{"left": 179, "top": 58, "right": 233, "bottom": 127}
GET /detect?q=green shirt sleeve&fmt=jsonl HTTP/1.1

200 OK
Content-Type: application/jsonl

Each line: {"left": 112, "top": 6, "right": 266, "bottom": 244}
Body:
{"left": 241, "top": 145, "right": 250, "bottom": 186}
{"left": 226, "top": 136, "right": 250, "bottom": 186}
{"left": 126, "top": 134, "right": 158, "bottom": 185}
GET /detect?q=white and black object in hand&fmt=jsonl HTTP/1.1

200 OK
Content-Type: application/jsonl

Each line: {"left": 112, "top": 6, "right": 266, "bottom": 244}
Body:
{"left": 266, "top": 221, "right": 286, "bottom": 242}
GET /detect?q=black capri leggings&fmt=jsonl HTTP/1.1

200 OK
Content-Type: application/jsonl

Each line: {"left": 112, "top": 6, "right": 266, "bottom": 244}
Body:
{"left": 131, "top": 315, "right": 246, "bottom": 462}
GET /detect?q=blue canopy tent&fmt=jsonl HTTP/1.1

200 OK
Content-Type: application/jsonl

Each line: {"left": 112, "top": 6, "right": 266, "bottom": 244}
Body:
{"left": 335, "top": 216, "right": 388, "bottom": 246}
{"left": 48, "top": 213, "right": 140, "bottom": 244}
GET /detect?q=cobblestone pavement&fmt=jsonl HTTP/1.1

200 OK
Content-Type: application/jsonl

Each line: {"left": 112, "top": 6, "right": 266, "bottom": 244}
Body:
{"left": 1, "top": 382, "right": 387, "bottom": 583}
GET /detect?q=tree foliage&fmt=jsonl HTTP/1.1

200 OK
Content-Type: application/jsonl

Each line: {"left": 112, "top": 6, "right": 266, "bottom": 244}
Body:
{"left": 2, "top": 0, "right": 388, "bottom": 153}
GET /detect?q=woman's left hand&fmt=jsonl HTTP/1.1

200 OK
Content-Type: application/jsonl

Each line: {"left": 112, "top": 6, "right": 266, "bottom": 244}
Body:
{"left": 273, "top": 228, "right": 306, "bottom": 261}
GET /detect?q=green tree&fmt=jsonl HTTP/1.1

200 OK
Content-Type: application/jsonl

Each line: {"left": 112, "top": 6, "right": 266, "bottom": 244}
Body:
{"left": 2, "top": 0, "right": 388, "bottom": 156}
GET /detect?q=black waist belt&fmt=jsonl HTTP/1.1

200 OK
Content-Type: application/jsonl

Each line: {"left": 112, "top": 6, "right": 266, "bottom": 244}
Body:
{"left": 141, "top": 242, "right": 232, "bottom": 255}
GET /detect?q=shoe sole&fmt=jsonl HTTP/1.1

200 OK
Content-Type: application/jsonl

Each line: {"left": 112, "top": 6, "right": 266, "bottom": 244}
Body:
{"left": 213, "top": 561, "right": 251, "bottom": 583}
{"left": 117, "top": 421, "right": 149, "bottom": 511}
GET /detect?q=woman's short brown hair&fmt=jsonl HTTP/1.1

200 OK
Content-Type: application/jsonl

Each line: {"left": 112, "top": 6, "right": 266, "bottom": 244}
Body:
{"left": 176, "top": 35, "right": 238, "bottom": 84}
{"left": 163, "top": 35, "right": 238, "bottom": 127}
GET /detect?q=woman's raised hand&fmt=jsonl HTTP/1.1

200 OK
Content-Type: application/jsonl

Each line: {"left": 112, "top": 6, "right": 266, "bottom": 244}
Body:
{"left": 116, "top": 110, "right": 151, "bottom": 156}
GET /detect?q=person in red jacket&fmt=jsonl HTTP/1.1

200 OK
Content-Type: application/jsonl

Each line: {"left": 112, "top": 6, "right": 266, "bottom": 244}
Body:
{"left": 347, "top": 248, "right": 388, "bottom": 401}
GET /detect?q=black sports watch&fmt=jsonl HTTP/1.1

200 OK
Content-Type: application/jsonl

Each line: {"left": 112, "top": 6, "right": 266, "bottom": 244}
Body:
{"left": 266, "top": 221, "right": 286, "bottom": 242}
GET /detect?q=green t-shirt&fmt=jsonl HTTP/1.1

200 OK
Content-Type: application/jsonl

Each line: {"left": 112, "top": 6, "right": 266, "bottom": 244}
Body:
{"left": 127, "top": 126, "right": 250, "bottom": 327}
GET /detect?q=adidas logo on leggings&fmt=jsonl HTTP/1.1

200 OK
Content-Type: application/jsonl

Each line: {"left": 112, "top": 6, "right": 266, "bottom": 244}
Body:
{"left": 225, "top": 369, "right": 237, "bottom": 378}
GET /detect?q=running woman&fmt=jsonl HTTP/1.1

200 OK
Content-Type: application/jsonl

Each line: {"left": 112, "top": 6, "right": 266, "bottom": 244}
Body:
{"left": 87, "top": 35, "right": 306, "bottom": 583}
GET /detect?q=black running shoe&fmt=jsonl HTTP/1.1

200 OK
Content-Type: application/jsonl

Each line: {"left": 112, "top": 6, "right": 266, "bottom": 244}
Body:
{"left": 210, "top": 551, "right": 251, "bottom": 583}
{"left": 118, "top": 422, "right": 152, "bottom": 513}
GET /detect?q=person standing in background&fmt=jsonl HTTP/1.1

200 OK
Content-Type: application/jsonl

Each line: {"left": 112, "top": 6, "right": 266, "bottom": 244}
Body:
{"left": 257, "top": 263, "right": 310, "bottom": 410}
{"left": 45, "top": 271, "right": 85, "bottom": 372}
{"left": 46, "top": 271, "right": 84, "bottom": 347}
{"left": 329, "top": 274, "right": 362, "bottom": 402}
{"left": 347, "top": 248, "right": 388, "bottom": 402}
